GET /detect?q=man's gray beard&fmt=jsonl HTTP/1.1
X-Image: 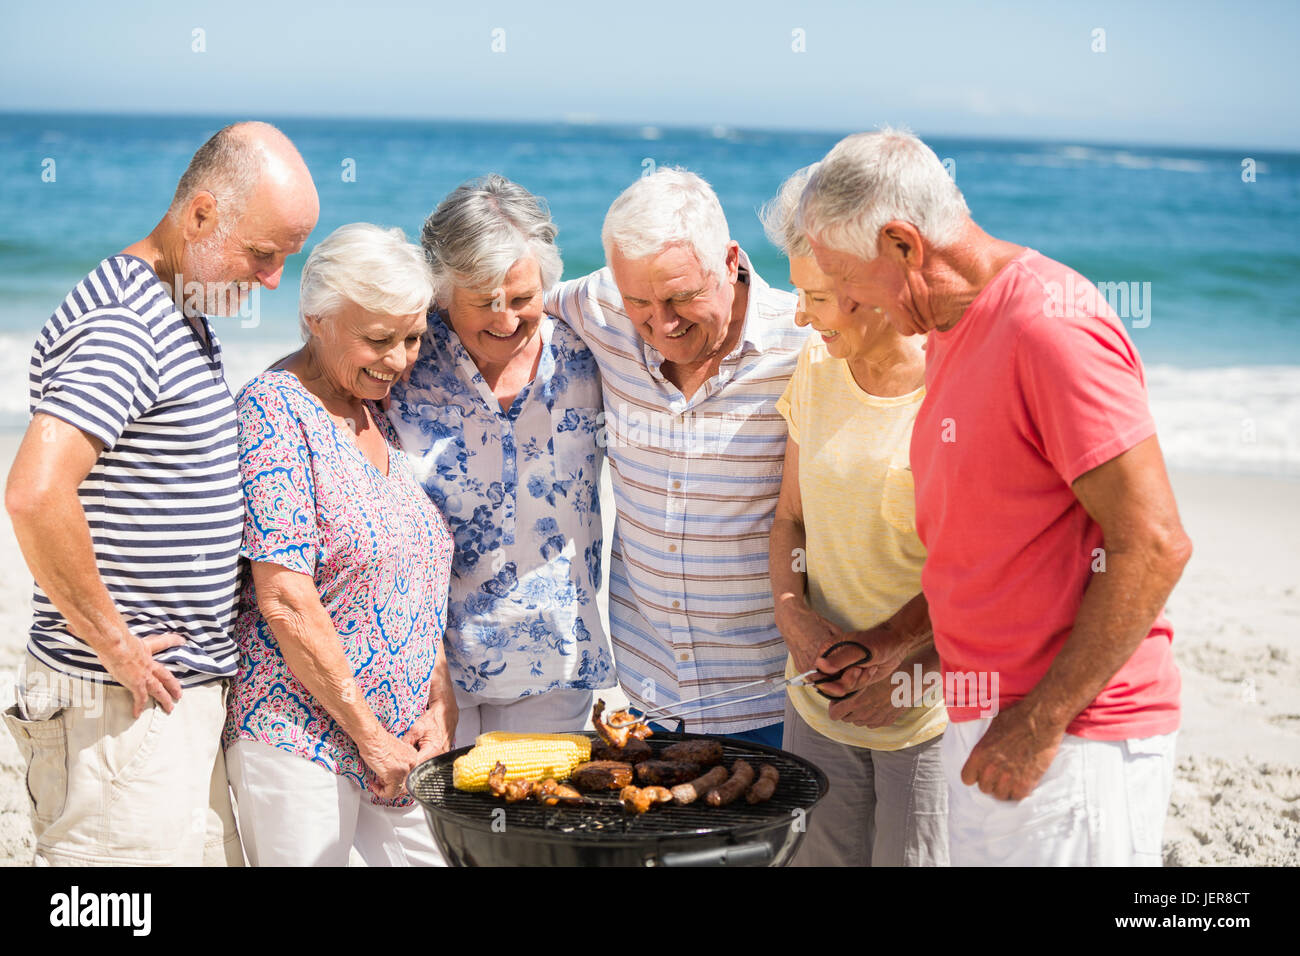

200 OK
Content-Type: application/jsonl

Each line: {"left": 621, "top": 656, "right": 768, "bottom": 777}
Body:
{"left": 182, "top": 230, "right": 241, "bottom": 317}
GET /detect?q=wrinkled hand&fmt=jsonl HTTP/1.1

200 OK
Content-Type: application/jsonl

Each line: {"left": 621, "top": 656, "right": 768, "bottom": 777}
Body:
{"left": 775, "top": 601, "right": 845, "bottom": 675}
{"left": 960, "top": 703, "right": 1065, "bottom": 801}
{"left": 827, "top": 674, "right": 906, "bottom": 728}
{"left": 812, "top": 621, "right": 914, "bottom": 699}
{"left": 403, "top": 699, "right": 458, "bottom": 762}
{"left": 362, "top": 731, "right": 421, "bottom": 801}
{"left": 99, "top": 631, "right": 185, "bottom": 717}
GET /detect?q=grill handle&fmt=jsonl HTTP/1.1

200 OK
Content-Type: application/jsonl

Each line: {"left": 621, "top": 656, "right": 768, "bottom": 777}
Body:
{"left": 656, "top": 842, "right": 775, "bottom": 867}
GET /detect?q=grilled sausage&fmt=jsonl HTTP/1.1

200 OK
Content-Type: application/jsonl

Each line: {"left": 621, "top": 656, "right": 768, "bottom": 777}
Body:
{"left": 670, "top": 764, "right": 731, "bottom": 805}
{"left": 705, "top": 759, "right": 755, "bottom": 807}
{"left": 570, "top": 760, "right": 634, "bottom": 791}
{"left": 745, "top": 764, "right": 779, "bottom": 804}
{"left": 661, "top": 739, "right": 724, "bottom": 768}
{"left": 635, "top": 760, "right": 702, "bottom": 787}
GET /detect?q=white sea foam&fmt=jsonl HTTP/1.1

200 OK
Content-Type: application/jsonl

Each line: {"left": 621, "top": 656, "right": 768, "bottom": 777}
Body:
{"left": 1013, "top": 145, "right": 1216, "bottom": 174}
{"left": 0, "top": 334, "right": 1295, "bottom": 478}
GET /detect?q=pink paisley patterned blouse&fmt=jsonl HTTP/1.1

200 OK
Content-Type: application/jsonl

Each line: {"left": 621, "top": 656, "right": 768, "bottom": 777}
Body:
{"left": 222, "top": 370, "right": 454, "bottom": 807}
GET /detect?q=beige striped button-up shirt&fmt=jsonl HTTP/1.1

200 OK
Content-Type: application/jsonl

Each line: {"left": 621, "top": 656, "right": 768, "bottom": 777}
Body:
{"left": 545, "top": 249, "right": 809, "bottom": 732}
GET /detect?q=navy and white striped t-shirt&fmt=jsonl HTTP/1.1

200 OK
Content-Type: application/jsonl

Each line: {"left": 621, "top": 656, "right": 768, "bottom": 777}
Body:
{"left": 26, "top": 255, "right": 242, "bottom": 686}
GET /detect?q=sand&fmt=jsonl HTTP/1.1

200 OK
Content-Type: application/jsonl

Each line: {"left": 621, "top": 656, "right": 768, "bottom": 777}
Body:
{"left": 0, "top": 432, "right": 1295, "bottom": 866}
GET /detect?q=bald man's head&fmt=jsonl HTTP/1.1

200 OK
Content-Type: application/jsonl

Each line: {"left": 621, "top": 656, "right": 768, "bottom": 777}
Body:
{"left": 167, "top": 122, "right": 319, "bottom": 315}
{"left": 168, "top": 122, "right": 316, "bottom": 231}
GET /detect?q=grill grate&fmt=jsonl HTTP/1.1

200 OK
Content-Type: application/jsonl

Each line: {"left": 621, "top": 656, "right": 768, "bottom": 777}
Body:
{"left": 410, "top": 733, "right": 827, "bottom": 841}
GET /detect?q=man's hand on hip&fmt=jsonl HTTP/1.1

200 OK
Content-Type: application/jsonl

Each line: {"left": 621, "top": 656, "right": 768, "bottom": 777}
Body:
{"left": 99, "top": 631, "right": 186, "bottom": 718}
{"left": 959, "top": 702, "right": 1065, "bottom": 801}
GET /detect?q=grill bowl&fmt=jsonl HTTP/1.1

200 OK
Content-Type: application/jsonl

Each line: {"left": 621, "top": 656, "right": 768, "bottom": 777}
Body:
{"left": 408, "top": 731, "right": 829, "bottom": 867}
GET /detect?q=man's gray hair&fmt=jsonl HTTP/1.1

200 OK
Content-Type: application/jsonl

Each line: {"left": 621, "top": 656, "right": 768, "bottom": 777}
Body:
{"left": 602, "top": 167, "right": 731, "bottom": 286}
{"left": 167, "top": 122, "right": 278, "bottom": 232}
{"left": 421, "top": 174, "right": 562, "bottom": 307}
{"left": 298, "top": 223, "right": 435, "bottom": 340}
{"left": 760, "top": 163, "right": 819, "bottom": 259}
{"left": 797, "top": 128, "right": 970, "bottom": 261}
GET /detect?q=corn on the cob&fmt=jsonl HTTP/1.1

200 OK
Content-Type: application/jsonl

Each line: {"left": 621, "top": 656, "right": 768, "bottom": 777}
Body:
{"left": 474, "top": 730, "right": 591, "bottom": 748}
{"left": 452, "top": 736, "right": 592, "bottom": 792}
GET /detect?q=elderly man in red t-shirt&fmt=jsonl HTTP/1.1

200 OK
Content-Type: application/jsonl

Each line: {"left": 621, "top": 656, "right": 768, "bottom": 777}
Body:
{"left": 796, "top": 129, "right": 1192, "bottom": 866}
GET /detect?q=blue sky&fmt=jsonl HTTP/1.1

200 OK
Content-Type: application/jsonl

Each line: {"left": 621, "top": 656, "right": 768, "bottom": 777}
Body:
{"left": 2, "top": 0, "right": 1297, "bottom": 149}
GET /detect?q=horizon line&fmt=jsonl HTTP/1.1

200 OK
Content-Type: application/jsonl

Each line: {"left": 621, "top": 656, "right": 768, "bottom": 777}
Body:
{"left": 2, "top": 107, "right": 1296, "bottom": 156}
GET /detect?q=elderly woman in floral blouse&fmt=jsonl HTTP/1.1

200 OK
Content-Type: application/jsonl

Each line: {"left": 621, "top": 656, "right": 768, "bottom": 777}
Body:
{"left": 388, "top": 175, "right": 614, "bottom": 746}
{"left": 224, "top": 223, "right": 455, "bottom": 866}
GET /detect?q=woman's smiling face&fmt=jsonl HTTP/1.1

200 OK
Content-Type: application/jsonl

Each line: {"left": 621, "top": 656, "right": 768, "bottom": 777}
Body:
{"left": 445, "top": 257, "right": 544, "bottom": 368}
{"left": 789, "top": 254, "right": 886, "bottom": 362}
{"left": 307, "top": 298, "right": 427, "bottom": 400}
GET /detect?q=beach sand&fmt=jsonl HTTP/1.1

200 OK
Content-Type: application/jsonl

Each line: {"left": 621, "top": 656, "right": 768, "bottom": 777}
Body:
{"left": 0, "top": 430, "right": 1295, "bottom": 866}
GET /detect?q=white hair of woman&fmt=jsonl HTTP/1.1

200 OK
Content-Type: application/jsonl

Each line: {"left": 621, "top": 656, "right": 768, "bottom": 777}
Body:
{"left": 797, "top": 128, "right": 970, "bottom": 261}
{"left": 298, "top": 223, "right": 435, "bottom": 339}
{"left": 602, "top": 167, "right": 731, "bottom": 287}
{"left": 760, "top": 163, "right": 820, "bottom": 258}
{"left": 421, "top": 174, "right": 563, "bottom": 308}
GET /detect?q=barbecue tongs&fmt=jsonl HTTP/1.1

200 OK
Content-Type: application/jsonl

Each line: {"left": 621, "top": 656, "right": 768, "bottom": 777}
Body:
{"left": 605, "top": 640, "right": 872, "bottom": 731}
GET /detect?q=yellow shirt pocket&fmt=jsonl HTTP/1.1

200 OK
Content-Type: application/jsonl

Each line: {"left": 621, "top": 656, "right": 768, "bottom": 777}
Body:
{"left": 880, "top": 465, "right": 917, "bottom": 536}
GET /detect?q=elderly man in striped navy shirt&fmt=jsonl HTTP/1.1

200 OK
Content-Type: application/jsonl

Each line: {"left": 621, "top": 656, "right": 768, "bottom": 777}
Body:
{"left": 546, "top": 169, "right": 810, "bottom": 746}
{"left": 3, "top": 122, "right": 318, "bottom": 865}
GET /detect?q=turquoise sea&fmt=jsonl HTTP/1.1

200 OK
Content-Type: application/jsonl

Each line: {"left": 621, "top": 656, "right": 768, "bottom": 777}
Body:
{"left": 1, "top": 113, "right": 1297, "bottom": 475}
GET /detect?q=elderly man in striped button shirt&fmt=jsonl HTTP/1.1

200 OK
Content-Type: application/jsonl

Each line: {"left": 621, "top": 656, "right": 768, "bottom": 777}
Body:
{"left": 546, "top": 168, "right": 810, "bottom": 745}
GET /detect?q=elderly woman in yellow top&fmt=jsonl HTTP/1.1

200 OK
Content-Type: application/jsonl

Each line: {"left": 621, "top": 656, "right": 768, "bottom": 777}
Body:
{"left": 763, "top": 166, "right": 948, "bottom": 867}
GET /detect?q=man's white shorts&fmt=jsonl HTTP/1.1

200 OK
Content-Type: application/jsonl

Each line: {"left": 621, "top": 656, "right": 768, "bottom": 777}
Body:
{"left": 942, "top": 717, "right": 1177, "bottom": 866}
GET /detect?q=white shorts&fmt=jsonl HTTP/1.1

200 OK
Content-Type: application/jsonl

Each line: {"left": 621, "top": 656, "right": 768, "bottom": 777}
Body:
{"left": 226, "top": 739, "right": 445, "bottom": 867}
{"left": 942, "top": 717, "right": 1177, "bottom": 866}
{"left": 3, "top": 653, "right": 241, "bottom": 866}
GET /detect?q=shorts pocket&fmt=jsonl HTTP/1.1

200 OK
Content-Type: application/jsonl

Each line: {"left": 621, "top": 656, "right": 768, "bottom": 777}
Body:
{"left": 1122, "top": 735, "right": 1175, "bottom": 857}
{"left": 3, "top": 703, "right": 69, "bottom": 834}
{"left": 105, "top": 702, "right": 165, "bottom": 789}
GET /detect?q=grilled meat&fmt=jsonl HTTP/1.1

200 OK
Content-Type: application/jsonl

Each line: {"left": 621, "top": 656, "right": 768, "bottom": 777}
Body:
{"left": 487, "top": 761, "right": 508, "bottom": 797}
{"left": 661, "top": 739, "right": 724, "bottom": 768}
{"left": 570, "top": 760, "right": 635, "bottom": 791}
{"left": 635, "top": 760, "right": 702, "bottom": 787}
{"left": 746, "top": 764, "right": 779, "bottom": 804}
{"left": 591, "top": 737, "right": 653, "bottom": 764}
{"left": 591, "top": 699, "right": 653, "bottom": 749}
{"left": 619, "top": 785, "right": 654, "bottom": 814}
{"left": 670, "top": 764, "right": 731, "bottom": 805}
{"left": 706, "top": 759, "right": 755, "bottom": 807}
{"left": 503, "top": 778, "right": 535, "bottom": 803}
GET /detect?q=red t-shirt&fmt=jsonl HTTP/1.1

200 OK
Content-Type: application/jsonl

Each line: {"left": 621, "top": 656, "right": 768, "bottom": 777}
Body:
{"left": 911, "top": 249, "right": 1180, "bottom": 740}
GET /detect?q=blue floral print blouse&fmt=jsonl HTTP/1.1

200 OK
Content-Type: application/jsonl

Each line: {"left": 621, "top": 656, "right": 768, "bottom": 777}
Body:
{"left": 387, "top": 313, "right": 615, "bottom": 699}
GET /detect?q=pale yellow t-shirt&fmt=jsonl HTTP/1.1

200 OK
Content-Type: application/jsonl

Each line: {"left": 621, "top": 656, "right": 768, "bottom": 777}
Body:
{"left": 776, "top": 338, "right": 947, "bottom": 750}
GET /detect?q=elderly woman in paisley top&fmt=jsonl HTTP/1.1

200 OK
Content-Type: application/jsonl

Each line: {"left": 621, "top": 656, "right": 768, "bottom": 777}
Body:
{"left": 223, "top": 223, "right": 455, "bottom": 866}
{"left": 388, "top": 175, "right": 615, "bottom": 746}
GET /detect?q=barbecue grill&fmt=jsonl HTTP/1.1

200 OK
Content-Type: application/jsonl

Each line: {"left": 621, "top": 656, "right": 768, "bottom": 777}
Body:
{"left": 408, "top": 731, "right": 829, "bottom": 867}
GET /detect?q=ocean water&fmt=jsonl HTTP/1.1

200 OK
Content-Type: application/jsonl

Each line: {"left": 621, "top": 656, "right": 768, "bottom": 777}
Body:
{"left": 1, "top": 113, "right": 1297, "bottom": 476}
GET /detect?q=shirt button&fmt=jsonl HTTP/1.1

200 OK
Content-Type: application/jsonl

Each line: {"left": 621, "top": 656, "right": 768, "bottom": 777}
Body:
{"left": 672, "top": 480, "right": 682, "bottom": 490}
{"left": 671, "top": 600, "right": 681, "bottom": 609}
{"left": 668, "top": 544, "right": 677, "bottom": 552}
{"left": 679, "top": 652, "right": 690, "bottom": 662}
